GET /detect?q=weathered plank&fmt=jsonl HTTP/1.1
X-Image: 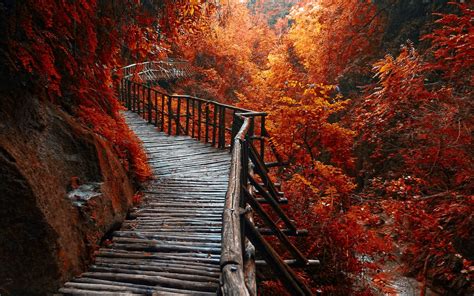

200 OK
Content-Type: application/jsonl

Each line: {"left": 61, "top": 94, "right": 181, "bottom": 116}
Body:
{"left": 59, "top": 111, "right": 230, "bottom": 295}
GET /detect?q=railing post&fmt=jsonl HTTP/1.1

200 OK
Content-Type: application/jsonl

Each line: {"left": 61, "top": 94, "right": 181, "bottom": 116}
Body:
{"left": 167, "top": 95, "right": 172, "bottom": 135}
{"left": 197, "top": 101, "right": 202, "bottom": 141}
{"left": 176, "top": 97, "right": 181, "bottom": 136}
{"left": 185, "top": 97, "right": 190, "bottom": 135}
{"left": 147, "top": 87, "right": 152, "bottom": 123}
{"left": 212, "top": 103, "right": 218, "bottom": 147}
{"left": 138, "top": 84, "right": 142, "bottom": 115}
{"left": 231, "top": 114, "right": 243, "bottom": 152}
{"left": 139, "top": 84, "right": 143, "bottom": 115}
{"left": 161, "top": 94, "right": 165, "bottom": 132}
{"left": 122, "top": 79, "right": 126, "bottom": 105}
{"left": 205, "top": 103, "right": 210, "bottom": 143}
{"left": 132, "top": 82, "right": 136, "bottom": 112}
{"left": 127, "top": 80, "right": 131, "bottom": 110}
{"left": 249, "top": 117, "right": 255, "bottom": 141}
{"left": 191, "top": 99, "right": 195, "bottom": 138}
{"left": 119, "top": 78, "right": 123, "bottom": 104}
{"left": 260, "top": 115, "right": 266, "bottom": 163}
{"left": 154, "top": 91, "right": 158, "bottom": 126}
{"left": 142, "top": 85, "right": 145, "bottom": 117}
{"left": 219, "top": 107, "right": 226, "bottom": 149}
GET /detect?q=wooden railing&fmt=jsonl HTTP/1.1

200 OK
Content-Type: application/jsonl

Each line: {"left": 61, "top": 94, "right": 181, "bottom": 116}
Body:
{"left": 221, "top": 114, "right": 315, "bottom": 296}
{"left": 117, "top": 73, "right": 316, "bottom": 296}
{"left": 118, "top": 79, "right": 270, "bottom": 161}
{"left": 121, "top": 59, "right": 193, "bottom": 83}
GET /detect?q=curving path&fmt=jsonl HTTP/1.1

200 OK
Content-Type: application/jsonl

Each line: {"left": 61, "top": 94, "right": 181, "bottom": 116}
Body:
{"left": 59, "top": 111, "right": 230, "bottom": 295}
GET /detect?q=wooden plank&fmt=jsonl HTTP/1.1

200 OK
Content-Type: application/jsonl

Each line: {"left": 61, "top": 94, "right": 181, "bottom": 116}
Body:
{"left": 60, "top": 110, "right": 230, "bottom": 295}
{"left": 71, "top": 278, "right": 216, "bottom": 296}
{"left": 81, "top": 272, "right": 219, "bottom": 292}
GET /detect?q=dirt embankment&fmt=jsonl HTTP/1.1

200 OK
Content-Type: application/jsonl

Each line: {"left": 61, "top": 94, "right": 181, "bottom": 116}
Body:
{"left": 0, "top": 89, "right": 135, "bottom": 295}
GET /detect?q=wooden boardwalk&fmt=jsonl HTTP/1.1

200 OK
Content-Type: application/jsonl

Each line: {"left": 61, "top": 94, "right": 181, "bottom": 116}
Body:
{"left": 59, "top": 111, "right": 230, "bottom": 295}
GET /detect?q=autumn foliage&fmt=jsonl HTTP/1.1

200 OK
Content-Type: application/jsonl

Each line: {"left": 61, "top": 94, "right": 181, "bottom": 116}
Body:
{"left": 355, "top": 3, "right": 473, "bottom": 292}
{"left": 176, "top": 0, "right": 472, "bottom": 294}
{"left": 175, "top": 0, "right": 391, "bottom": 294}
{"left": 0, "top": 1, "right": 213, "bottom": 181}
{"left": 1, "top": 0, "right": 472, "bottom": 294}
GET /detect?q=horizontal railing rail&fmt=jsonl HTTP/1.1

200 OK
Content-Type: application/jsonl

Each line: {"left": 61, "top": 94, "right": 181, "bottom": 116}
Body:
{"left": 220, "top": 113, "right": 314, "bottom": 296}
{"left": 119, "top": 59, "right": 194, "bottom": 82}
{"left": 117, "top": 66, "right": 315, "bottom": 296}
{"left": 118, "top": 79, "right": 277, "bottom": 163}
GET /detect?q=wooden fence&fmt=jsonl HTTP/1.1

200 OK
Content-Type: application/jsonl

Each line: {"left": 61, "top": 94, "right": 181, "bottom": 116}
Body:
{"left": 118, "top": 75, "right": 317, "bottom": 296}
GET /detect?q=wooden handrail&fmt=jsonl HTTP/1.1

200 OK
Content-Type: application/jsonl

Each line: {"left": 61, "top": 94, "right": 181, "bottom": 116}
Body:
{"left": 219, "top": 112, "right": 313, "bottom": 295}
{"left": 221, "top": 116, "right": 251, "bottom": 295}
{"left": 117, "top": 70, "right": 314, "bottom": 296}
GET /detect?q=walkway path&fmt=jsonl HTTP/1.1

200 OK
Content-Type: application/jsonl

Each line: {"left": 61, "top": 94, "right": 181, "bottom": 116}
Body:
{"left": 59, "top": 111, "right": 230, "bottom": 295}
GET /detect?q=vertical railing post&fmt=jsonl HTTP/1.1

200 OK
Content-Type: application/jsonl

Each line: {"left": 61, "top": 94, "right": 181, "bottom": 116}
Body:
{"left": 230, "top": 114, "right": 242, "bottom": 151}
{"left": 260, "top": 115, "right": 266, "bottom": 163}
{"left": 132, "top": 82, "right": 136, "bottom": 112}
{"left": 147, "top": 87, "right": 152, "bottom": 123}
{"left": 205, "top": 103, "right": 210, "bottom": 143}
{"left": 119, "top": 79, "right": 123, "bottom": 104}
{"left": 160, "top": 94, "right": 165, "bottom": 132}
{"left": 212, "top": 103, "right": 218, "bottom": 147}
{"left": 122, "top": 79, "right": 126, "bottom": 105}
{"left": 154, "top": 91, "right": 158, "bottom": 126}
{"left": 176, "top": 97, "right": 181, "bottom": 136}
{"left": 185, "top": 97, "right": 190, "bottom": 135}
{"left": 167, "top": 95, "right": 172, "bottom": 135}
{"left": 127, "top": 80, "right": 131, "bottom": 110}
{"left": 142, "top": 85, "right": 146, "bottom": 118}
{"left": 249, "top": 116, "right": 255, "bottom": 154}
{"left": 219, "top": 107, "right": 226, "bottom": 149}
{"left": 197, "top": 101, "right": 202, "bottom": 141}
{"left": 138, "top": 84, "right": 142, "bottom": 115}
{"left": 191, "top": 99, "right": 195, "bottom": 138}
{"left": 135, "top": 83, "right": 139, "bottom": 112}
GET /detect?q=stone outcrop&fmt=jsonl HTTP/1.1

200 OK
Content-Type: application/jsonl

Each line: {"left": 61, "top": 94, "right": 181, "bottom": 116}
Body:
{"left": 0, "top": 90, "right": 135, "bottom": 295}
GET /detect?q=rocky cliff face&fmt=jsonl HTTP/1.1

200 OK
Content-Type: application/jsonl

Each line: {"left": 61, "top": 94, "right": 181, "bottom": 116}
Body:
{"left": 0, "top": 88, "right": 135, "bottom": 295}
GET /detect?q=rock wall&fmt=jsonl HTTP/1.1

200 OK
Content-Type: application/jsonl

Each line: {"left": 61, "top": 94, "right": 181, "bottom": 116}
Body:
{"left": 0, "top": 89, "right": 135, "bottom": 295}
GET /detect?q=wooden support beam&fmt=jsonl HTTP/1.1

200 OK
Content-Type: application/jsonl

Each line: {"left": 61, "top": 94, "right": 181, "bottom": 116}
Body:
{"left": 248, "top": 175, "right": 297, "bottom": 232}
{"left": 244, "top": 188, "right": 308, "bottom": 265}
{"left": 257, "top": 228, "right": 308, "bottom": 237}
{"left": 256, "top": 259, "right": 319, "bottom": 267}
{"left": 243, "top": 217, "right": 313, "bottom": 296}
{"left": 255, "top": 197, "right": 288, "bottom": 204}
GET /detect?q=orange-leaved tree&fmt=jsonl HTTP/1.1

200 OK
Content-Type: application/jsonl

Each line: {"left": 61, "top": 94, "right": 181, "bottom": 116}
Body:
{"left": 354, "top": 3, "right": 473, "bottom": 293}
{"left": 175, "top": 1, "right": 276, "bottom": 102}
{"left": 238, "top": 59, "right": 391, "bottom": 295}
{"left": 1, "top": 0, "right": 213, "bottom": 181}
{"left": 287, "top": 0, "right": 384, "bottom": 84}
{"left": 174, "top": 0, "right": 390, "bottom": 293}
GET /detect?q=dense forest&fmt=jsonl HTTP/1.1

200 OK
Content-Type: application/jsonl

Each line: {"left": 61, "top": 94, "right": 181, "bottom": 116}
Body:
{"left": 0, "top": 0, "right": 472, "bottom": 295}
